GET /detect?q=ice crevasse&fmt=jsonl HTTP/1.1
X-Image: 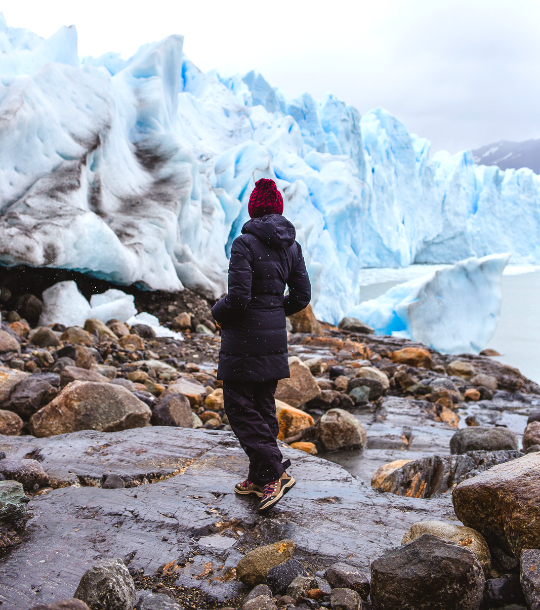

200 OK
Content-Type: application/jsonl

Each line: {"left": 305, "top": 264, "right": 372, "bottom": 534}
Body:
{"left": 0, "top": 15, "right": 539, "bottom": 325}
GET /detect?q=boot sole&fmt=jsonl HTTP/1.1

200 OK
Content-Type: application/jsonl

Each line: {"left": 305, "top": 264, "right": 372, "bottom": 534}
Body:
{"left": 258, "top": 478, "right": 296, "bottom": 513}
{"left": 234, "top": 487, "right": 263, "bottom": 497}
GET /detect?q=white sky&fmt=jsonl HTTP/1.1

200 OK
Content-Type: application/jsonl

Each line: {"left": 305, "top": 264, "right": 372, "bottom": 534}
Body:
{"left": 3, "top": 0, "right": 539, "bottom": 153}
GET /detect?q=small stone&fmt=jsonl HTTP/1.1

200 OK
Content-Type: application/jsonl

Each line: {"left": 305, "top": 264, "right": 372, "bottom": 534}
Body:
{"left": 0, "top": 330, "right": 20, "bottom": 353}
{"left": 450, "top": 427, "right": 518, "bottom": 454}
{"left": 275, "top": 357, "right": 321, "bottom": 408}
{"left": 371, "top": 460, "right": 413, "bottom": 489}
{"left": 30, "top": 327, "right": 61, "bottom": 348}
{"left": 236, "top": 540, "right": 295, "bottom": 586}
{"left": 333, "top": 375, "right": 349, "bottom": 392}
{"left": 107, "top": 320, "right": 130, "bottom": 337}
{"left": 370, "top": 534, "right": 485, "bottom": 610}
{"left": 401, "top": 520, "right": 491, "bottom": 572}
{"left": 267, "top": 559, "right": 307, "bottom": 594}
{"left": 0, "top": 480, "right": 28, "bottom": 522}
{"left": 6, "top": 373, "right": 60, "bottom": 419}
{"left": 317, "top": 408, "right": 367, "bottom": 451}
{"left": 348, "top": 386, "right": 370, "bottom": 404}
{"left": 325, "top": 563, "right": 370, "bottom": 599}
{"left": 61, "top": 327, "right": 96, "bottom": 346}
{"left": 15, "top": 294, "right": 43, "bottom": 325}
{"left": 151, "top": 393, "right": 193, "bottom": 428}
{"left": 0, "top": 410, "right": 23, "bottom": 435}
{"left": 286, "top": 576, "right": 318, "bottom": 600}
{"left": 74, "top": 557, "right": 136, "bottom": 610}
{"left": 84, "top": 318, "right": 118, "bottom": 342}
{"left": 471, "top": 373, "right": 498, "bottom": 391}
{"left": 303, "top": 357, "right": 323, "bottom": 375}
{"left": 200, "top": 411, "right": 222, "bottom": 424}
{"left": 136, "top": 591, "right": 184, "bottom": 609}
{"left": 196, "top": 324, "right": 213, "bottom": 335}
{"left": 91, "top": 364, "right": 117, "bottom": 380}
{"left": 0, "top": 286, "right": 11, "bottom": 302}
{"left": 528, "top": 409, "right": 540, "bottom": 425}
{"left": 60, "top": 365, "right": 110, "bottom": 387}
{"left": 165, "top": 378, "right": 206, "bottom": 407}
{"left": 523, "top": 421, "right": 540, "bottom": 451}
{"left": 119, "top": 334, "right": 145, "bottom": 351}
{"left": 290, "top": 442, "right": 317, "bottom": 455}
{"left": 103, "top": 474, "right": 125, "bottom": 489}
{"left": 172, "top": 312, "right": 192, "bottom": 330}
{"left": 338, "top": 317, "right": 374, "bottom": 334}
{"left": 127, "top": 370, "right": 150, "bottom": 383}
{"left": 355, "top": 366, "right": 389, "bottom": 389}
{"left": 526, "top": 444, "right": 540, "bottom": 454}
{"left": 447, "top": 360, "right": 476, "bottom": 379}
{"left": 242, "top": 595, "right": 277, "bottom": 610}
{"left": 348, "top": 377, "right": 385, "bottom": 401}
{"left": 464, "top": 388, "right": 481, "bottom": 401}
{"left": 329, "top": 366, "right": 346, "bottom": 379}
{"left": 480, "top": 348, "right": 501, "bottom": 356}
{"left": 0, "top": 458, "right": 49, "bottom": 491}
{"left": 6, "top": 311, "right": 20, "bottom": 323}
{"left": 276, "top": 400, "right": 314, "bottom": 440}
{"left": 521, "top": 549, "right": 540, "bottom": 610}
{"left": 330, "top": 588, "right": 361, "bottom": 610}
{"left": 131, "top": 324, "right": 156, "bottom": 339}
{"left": 8, "top": 320, "right": 30, "bottom": 337}
{"left": 391, "top": 347, "right": 432, "bottom": 369}
{"left": 244, "top": 585, "right": 273, "bottom": 604}
{"left": 205, "top": 388, "right": 224, "bottom": 411}
{"left": 0, "top": 366, "right": 28, "bottom": 402}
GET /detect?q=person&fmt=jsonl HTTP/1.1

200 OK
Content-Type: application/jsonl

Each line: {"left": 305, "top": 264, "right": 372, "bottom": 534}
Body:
{"left": 211, "top": 178, "right": 311, "bottom": 512}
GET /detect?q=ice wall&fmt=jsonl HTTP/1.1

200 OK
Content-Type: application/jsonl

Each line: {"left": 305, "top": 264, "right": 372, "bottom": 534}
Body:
{"left": 0, "top": 16, "right": 539, "bottom": 324}
{"left": 346, "top": 254, "right": 510, "bottom": 354}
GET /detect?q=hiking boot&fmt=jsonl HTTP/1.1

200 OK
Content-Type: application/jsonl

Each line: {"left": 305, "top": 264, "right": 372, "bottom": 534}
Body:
{"left": 234, "top": 478, "right": 263, "bottom": 497}
{"left": 257, "top": 472, "right": 296, "bottom": 512}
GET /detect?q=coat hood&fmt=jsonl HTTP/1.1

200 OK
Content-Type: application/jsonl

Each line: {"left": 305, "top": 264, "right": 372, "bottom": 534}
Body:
{"left": 241, "top": 214, "right": 296, "bottom": 250}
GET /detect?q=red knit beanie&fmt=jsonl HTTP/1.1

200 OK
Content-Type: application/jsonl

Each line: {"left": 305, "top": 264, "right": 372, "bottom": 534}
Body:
{"left": 248, "top": 178, "right": 284, "bottom": 219}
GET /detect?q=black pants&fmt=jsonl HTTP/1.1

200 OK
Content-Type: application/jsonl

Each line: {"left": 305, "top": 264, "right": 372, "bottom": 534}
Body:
{"left": 223, "top": 379, "right": 290, "bottom": 487}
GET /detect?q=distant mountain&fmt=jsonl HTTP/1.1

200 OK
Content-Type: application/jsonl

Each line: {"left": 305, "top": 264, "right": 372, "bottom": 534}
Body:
{"left": 473, "top": 139, "right": 540, "bottom": 173}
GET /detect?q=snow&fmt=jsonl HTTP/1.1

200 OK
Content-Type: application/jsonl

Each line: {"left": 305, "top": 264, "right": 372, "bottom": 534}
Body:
{"left": 88, "top": 289, "right": 137, "bottom": 323}
{"left": 1, "top": 16, "right": 540, "bottom": 325}
{"left": 347, "top": 254, "right": 510, "bottom": 354}
{"left": 39, "top": 281, "right": 91, "bottom": 328}
{"left": 126, "top": 312, "right": 183, "bottom": 340}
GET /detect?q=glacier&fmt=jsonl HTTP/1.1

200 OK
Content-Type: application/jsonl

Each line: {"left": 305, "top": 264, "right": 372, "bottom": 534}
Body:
{"left": 346, "top": 254, "right": 510, "bottom": 354}
{"left": 0, "top": 16, "right": 539, "bottom": 325}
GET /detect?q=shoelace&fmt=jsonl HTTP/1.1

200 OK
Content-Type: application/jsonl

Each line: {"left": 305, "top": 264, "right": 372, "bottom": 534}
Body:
{"left": 262, "top": 481, "right": 277, "bottom": 500}
{"left": 240, "top": 479, "right": 253, "bottom": 489}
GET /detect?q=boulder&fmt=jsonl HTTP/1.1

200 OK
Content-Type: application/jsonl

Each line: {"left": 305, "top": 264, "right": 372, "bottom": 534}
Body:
{"left": 338, "top": 317, "right": 374, "bottom": 334}
{"left": 84, "top": 319, "right": 118, "bottom": 342}
{"left": 317, "top": 409, "right": 366, "bottom": 452}
{"left": 0, "top": 329, "right": 20, "bottom": 353}
{"left": 0, "top": 480, "right": 28, "bottom": 522}
{"left": 523, "top": 421, "right": 540, "bottom": 451}
{"left": 471, "top": 373, "right": 498, "bottom": 391}
{"left": 370, "top": 534, "right": 485, "bottom": 610}
{"left": 0, "top": 367, "right": 28, "bottom": 403}
{"left": 30, "top": 327, "right": 61, "bottom": 348}
{"left": 244, "top": 585, "right": 273, "bottom": 604}
{"left": 61, "top": 327, "right": 96, "bottom": 346}
{"left": 205, "top": 388, "right": 224, "bottom": 412}
{"left": 91, "top": 364, "right": 117, "bottom": 380}
{"left": 166, "top": 378, "right": 206, "bottom": 407}
{"left": 236, "top": 540, "right": 295, "bottom": 586}
{"left": 131, "top": 324, "right": 156, "bottom": 339}
{"left": 9, "top": 319, "right": 30, "bottom": 337}
{"left": 464, "top": 388, "right": 481, "bottom": 401}
{"left": 135, "top": 591, "right": 184, "bottom": 609}
{"left": 391, "top": 347, "right": 432, "bottom": 368}
{"left": 0, "top": 409, "right": 23, "bottom": 435}
{"left": 6, "top": 373, "right": 60, "bottom": 419}
{"left": 118, "top": 334, "right": 144, "bottom": 351}
{"left": 303, "top": 356, "right": 323, "bottom": 375}
{"left": 528, "top": 409, "right": 540, "bottom": 425}
{"left": 348, "top": 377, "right": 385, "bottom": 401}
{"left": 28, "top": 600, "right": 91, "bottom": 610}
{"left": 30, "top": 381, "right": 151, "bottom": 437}
{"left": 329, "top": 588, "right": 361, "bottom": 610}
{"left": 290, "top": 441, "right": 317, "bottom": 454}
{"left": 453, "top": 453, "right": 540, "bottom": 557}
{"left": 484, "top": 573, "right": 526, "bottom": 608}
{"left": 266, "top": 559, "right": 307, "bottom": 594}
{"left": 355, "top": 366, "right": 389, "bottom": 389}
{"left": 447, "top": 360, "right": 476, "bottom": 379}
{"left": 242, "top": 595, "right": 277, "bottom": 610}
{"left": 74, "top": 557, "right": 136, "bottom": 610}
{"left": 60, "top": 366, "right": 110, "bottom": 387}
{"left": 401, "top": 521, "right": 491, "bottom": 572}
{"left": 0, "top": 458, "right": 49, "bottom": 491}
{"left": 287, "top": 304, "right": 323, "bottom": 334}
{"left": 107, "top": 320, "right": 130, "bottom": 337}
{"left": 521, "top": 549, "right": 540, "bottom": 610}
{"left": 371, "top": 460, "right": 413, "bottom": 489}
{"left": 172, "top": 312, "right": 192, "bottom": 330}
{"left": 450, "top": 427, "right": 519, "bottom": 454}
{"left": 15, "top": 293, "right": 43, "bottom": 326}
{"left": 151, "top": 394, "right": 193, "bottom": 428}
{"left": 325, "top": 563, "right": 370, "bottom": 599}
{"left": 275, "top": 399, "right": 314, "bottom": 440}
{"left": 275, "top": 357, "right": 321, "bottom": 408}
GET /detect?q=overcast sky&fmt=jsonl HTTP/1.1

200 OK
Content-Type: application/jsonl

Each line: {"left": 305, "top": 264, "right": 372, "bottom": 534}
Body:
{"left": 3, "top": 0, "right": 539, "bottom": 153}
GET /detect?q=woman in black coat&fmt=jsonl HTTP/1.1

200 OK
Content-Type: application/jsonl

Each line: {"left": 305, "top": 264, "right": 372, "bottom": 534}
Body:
{"left": 212, "top": 178, "right": 311, "bottom": 512}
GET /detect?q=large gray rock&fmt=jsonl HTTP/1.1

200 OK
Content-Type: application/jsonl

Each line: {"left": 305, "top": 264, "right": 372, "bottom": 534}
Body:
{"left": 6, "top": 373, "right": 60, "bottom": 420}
{"left": 370, "top": 534, "right": 485, "bottom": 610}
{"left": 266, "top": 559, "right": 307, "bottom": 594}
{"left": 74, "top": 558, "right": 136, "bottom": 610}
{"left": 521, "top": 549, "right": 540, "bottom": 610}
{"left": 151, "top": 394, "right": 193, "bottom": 428}
{"left": 60, "top": 366, "right": 110, "bottom": 387}
{"left": 317, "top": 409, "right": 367, "bottom": 452}
{"left": 338, "top": 317, "right": 374, "bottom": 334}
{"left": 450, "top": 427, "right": 519, "bottom": 454}
{"left": 30, "top": 381, "right": 151, "bottom": 437}
{"left": 30, "top": 327, "right": 61, "bottom": 348}
{"left": 0, "top": 480, "right": 28, "bottom": 522}
{"left": 135, "top": 591, "right": 184, "bottom": 609}
{"left": 325, "top": 563, "right": 370, "bottom": 599}
{"left": 330, "top": 588, "right": 361, "bottom": 610}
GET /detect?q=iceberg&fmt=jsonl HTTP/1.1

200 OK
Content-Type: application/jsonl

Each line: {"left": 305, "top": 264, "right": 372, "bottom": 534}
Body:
{"left": 346, "top": 254, "right": 510, "bottom": 354}
{"left": 0, "top": 16, "right": 539, "bottom": 324}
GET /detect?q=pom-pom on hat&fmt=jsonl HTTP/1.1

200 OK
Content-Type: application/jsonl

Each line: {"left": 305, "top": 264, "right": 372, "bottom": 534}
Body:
{"left": 248, "top": 178, "right": 284, "bottom": 219}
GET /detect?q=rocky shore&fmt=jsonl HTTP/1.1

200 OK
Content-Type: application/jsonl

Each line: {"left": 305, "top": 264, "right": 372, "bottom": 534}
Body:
{"left": 0, "top": 273, "right": 539, "bottom": 609}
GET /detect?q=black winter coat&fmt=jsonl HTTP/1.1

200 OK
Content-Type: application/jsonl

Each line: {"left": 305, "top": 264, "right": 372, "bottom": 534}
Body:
{"left": 211, "top": 214, "right": 311, "bottom": 382}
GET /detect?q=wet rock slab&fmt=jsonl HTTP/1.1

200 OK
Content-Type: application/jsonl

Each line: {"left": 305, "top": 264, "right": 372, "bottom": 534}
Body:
{"left": 0, "top": 428, "right": 456, "bottom": 608}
